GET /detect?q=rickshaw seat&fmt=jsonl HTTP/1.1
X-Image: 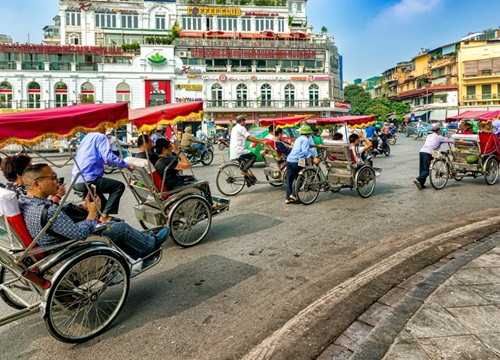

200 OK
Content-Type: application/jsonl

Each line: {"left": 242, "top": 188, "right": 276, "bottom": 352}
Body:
{"left": 124, "top": 157, "right": 170, "bottom": 199}
{"left": 0, "top": 188, "right": 43, "bottom": 259}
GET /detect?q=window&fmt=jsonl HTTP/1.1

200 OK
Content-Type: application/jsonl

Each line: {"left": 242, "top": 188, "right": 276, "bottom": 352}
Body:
{"left": 156, "top": 15, "right": 166, "bottom": 30}
{"left": 277, "top": 17, "right": 285, "bottom": 32}
{"left": 466, "top": 85, "right": 475, "bottom": 100}
{"left": 482, "top": 84, "right": 491, "bottom": 100}
{"left": 0, "top": 81, "right": 12, "bottom": 109}
{"left": 284, "top": 84, "right": 295, "bottom": 107}
{"left": 116, "top": 83, "right": 131, "bottom": 107}
{"left": 65, "top": 11, "right": 81, "bottom": 27}
{"left": 80, "top": 82, "right": 95, "bottom": 103}
{"left": 54, "top": 82, "right": 68, "bottom": 107}
{"left": 211, "top": 84, "right": 223, "bottom": 107}
{"left": 217, "top": 17, "right": 237, "bottom": 31}
{"left": 182, "top": 16, "right": 202, "bottom": 31}
{"left": 122, "top": 14, "right": 138, "bottom": 29}
{"left": 27, "top": 82, "right": 41, "bottom": 109}
{"left": 297, "top": 3, "right": 302, "bottom": 11}
{"left": 236, "top": 83, "right": 247, "bottom": 107}
{"left": 261, "top": 83, "right": 272, "bottom": 107}
{"left": 309, "top": 84, "right": 319, "bottom": 107}
{"left": 95, "top": 13, "right": 116, "bottom": 28}
{"left": 288, "top": 3, "right": 293, "bottom": 11}
{"left": 255, "top": 18, "right": 274, "bottom": 32}
{"left": 68, "top": 33, "right": 80, "bottom": 45}
{"left": 241, "top": 17, "right": 251, "bottom": 32}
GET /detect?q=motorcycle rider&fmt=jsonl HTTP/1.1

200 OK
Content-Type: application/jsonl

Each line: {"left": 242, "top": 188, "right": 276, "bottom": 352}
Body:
{"left": 365, "top": 123, "right": 380, "bottom": 150}
{"left": 380, "top": 123, "right": 390, "bottom": 151}
{"left": 181, "top": 126, "right": 205, "bottom": 159}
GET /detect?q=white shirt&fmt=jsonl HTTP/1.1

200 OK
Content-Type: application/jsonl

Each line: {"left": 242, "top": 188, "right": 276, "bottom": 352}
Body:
{"left": 230, "top": 123, "right": 250, "bottom": 159}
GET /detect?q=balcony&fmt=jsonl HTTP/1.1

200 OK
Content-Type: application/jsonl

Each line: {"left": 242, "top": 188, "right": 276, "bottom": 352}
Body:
{"left": 204, "top": 99, "right": 334, "bottom": 110}
{"left": 0, "top": 61, "right": 16, "bottom": 70}
{"left": 50, "top": 62, "right": 71, "bottom": 71}
{"left": 76, "top": 63, "right": 98, "bottom": 71}
{"left": 174, "top": 38, "right": 323, "bottom": 49}
{"left": 177, "top": 0, "right": 286, "bottom": 5}
{"left": 22, "top": 62, "right": 44, "bottom": 71}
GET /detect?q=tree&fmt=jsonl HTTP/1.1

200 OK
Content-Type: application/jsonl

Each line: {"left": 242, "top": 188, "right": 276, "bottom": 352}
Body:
{"left": 344, "top": 85, "right": 374, "bottom": 115}
{"left": 391, "top": 101, "right": 411, "bottom": 122}
{"left": 367, "top": 102, "right": 390, "bottom": 122}
{"left": 321, "top": 26, "right": 327, "bottom": 34}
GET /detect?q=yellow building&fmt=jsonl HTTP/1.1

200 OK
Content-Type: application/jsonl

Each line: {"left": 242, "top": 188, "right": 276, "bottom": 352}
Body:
{"left": 459, "top": 40, "right": 500, "bottom": 107}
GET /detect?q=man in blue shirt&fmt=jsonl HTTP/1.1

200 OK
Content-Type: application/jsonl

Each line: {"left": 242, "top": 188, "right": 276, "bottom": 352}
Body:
{"left": 285, "top": 125, "right": 319, "bottom": 204}
{"left": 71, "top": 130, "right": 135, "bottom": 222}
{"left": 365, "top": 124, "right": 378, "bottom": 139}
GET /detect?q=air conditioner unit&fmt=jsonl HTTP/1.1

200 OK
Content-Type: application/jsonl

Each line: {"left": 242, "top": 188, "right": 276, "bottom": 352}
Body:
{"left": 321, "top": 111, "right": 329, "bottom": 118}
{"left": 179, "top": 51, "right": 187, "bottom": 57}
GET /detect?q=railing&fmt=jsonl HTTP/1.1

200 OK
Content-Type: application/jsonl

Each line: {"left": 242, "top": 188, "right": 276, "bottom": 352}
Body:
{"left": 0, "top": 61, "right": 16, "bottom": 70}
{"left": 463, "top": 94, "right": 499, "bottom": 101}
{"left": 50, "top": 62, "right": 71, "bottom": 71}
{"left": 21, "top": 62, "right": 44, "bottom": 71}
{"left": 174, "top": 38, "right": 322, "bottom": 49}
{"left": 76, "top": 63, "right": 98, "bottom": 71}
{"left": 204, "top": 99, "right": 334, "bottom": 110}
{"left": 177, "top": 0, "right": 286, "bottom": 6}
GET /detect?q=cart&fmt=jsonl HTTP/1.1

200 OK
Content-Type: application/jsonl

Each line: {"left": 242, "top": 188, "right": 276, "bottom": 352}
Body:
{"left": 293, "top": 115, "right": 382, "bottom": 205}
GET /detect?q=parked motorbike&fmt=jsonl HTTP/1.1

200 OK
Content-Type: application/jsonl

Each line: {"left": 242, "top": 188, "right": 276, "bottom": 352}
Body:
{"left": 369, "top": 136, "right": 391, "bottom": 157}
{"left": 184, "top": 142, "right": 214, "bottom": 166}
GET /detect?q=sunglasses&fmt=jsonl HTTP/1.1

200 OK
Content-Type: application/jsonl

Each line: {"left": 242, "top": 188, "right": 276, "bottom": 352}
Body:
{"left": 34, "top": 173, "right": 58, "bottom": 182}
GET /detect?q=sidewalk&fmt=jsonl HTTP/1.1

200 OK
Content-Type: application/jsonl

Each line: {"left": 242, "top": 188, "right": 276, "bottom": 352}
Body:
{"left": 318, "top": 234, "right": 500, "bottom": 360}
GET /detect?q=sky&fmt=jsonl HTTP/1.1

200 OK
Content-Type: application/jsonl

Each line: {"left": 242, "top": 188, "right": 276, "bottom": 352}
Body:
{"left": 3, "top": 0, "right": 500, "bottom": 83}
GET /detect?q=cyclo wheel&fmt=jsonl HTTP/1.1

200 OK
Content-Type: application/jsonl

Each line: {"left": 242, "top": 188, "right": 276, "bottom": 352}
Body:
{"left": 103, "top": 166, "right": 116, "bottom": 174}
{"left": 0, "top": 265, "right": 40, "bottom": 309}
{"left": 201, "top": 150, "right": 214, "bottom": 166}
{"left": 44, "top": 249, "right": 129, "bottom": 343}
{"left": 168, "top": 195, "right": 212, "bottom": 248}
{"left": 355, "top": 166, "right": 376, "bottom": 198}
{"left": 295, "top": 168, "right": 321, "bottom": 205}
{"left": 216, "top": 163, "right": 246, "bottom": 196}
{"left": 484, "top": 157, "right": 499, "bottom": 185}
{"left": 429, "top": 159, "right": 449, "bottom": 189}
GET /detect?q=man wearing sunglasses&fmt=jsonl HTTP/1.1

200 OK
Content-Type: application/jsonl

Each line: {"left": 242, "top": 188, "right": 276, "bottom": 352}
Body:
{"left": 19, "top": 164, "right": 169, "bottom": 259}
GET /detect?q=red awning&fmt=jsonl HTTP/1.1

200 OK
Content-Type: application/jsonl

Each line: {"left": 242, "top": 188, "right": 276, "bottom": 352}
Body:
{"left": 261, "top": 30, "right": 276, "bottom": 38}
{"left": 179, "top": 31, "right": 203, "bottom": 38}
{"left": 447, "top": 110, "right": 500, "bottom": 122}
{"left": 316, "top": 115, "right": 376, "bottom": 128}
{"left": 259, "top": 115, "right": 311, "bottom": 127}
{"left": 290, "top": 31, "right": 309, "bottom": 39}
{"left": 129, "top": 101, "right": 204, "bottom": 132}
{"left": 240, "top": 33, "right": 263, "bottom": 39}
{"left": 0, "top": 103, "right": 129, "bottom": 147}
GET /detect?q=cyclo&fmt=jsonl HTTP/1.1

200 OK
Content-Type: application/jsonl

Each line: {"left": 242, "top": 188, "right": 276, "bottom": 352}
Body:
{"left": 293, "top": 115, "right": 382, "bottom": 205}
{"left": 0, "top": 102, "right": 229, "bottom": 343}
{"left": 429, "top": 110, "right": 500, "bottom": 189}
{"left": 216, "top": 115, "right": 310, "bottom": 196}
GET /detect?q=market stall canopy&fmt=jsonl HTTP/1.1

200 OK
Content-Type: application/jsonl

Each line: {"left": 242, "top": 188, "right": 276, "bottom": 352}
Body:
{"left": 129, "top": 101, "right": 204, "bottom": 132}
{"left": 446, "top": 110, "right": 500, "bottom": 122}
{"left": 0, "top": 103, "right": 128, "bottom": 148}
{"left": 316, "top": 115, "right": 376, "bottom": 128}
{"left": 259, "top": 115, "right": 311, "bottom": 128}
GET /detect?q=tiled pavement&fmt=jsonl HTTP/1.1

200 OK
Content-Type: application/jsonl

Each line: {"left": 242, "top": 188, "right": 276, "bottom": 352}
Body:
{"left": 318, "top": 233, "right": 500, "bottom": 360}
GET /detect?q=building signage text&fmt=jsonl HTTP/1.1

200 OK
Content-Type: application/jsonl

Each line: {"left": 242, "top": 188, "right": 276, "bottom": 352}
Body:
{"left": 187, "top": 7, "right": 241, "bottom": 16}
{"left": 0, "top": 43, "right": 122, "bottom": 55}
{"left": 244, "top": 12, "right": 279, "bottom": 17}
{"left": 203, "top": 74, "right": 324, "bottom": 81}
{"left": 191, "top": 48, "right": 316, "bottom": 60}
{"left": 176, "top": 97, "right": 203, "bottom": 102}
{"left": 309, "top": 75, "right": 330, "bottom": 81}
{"left": 334, "top": 100, "right": 350, "bottom": 109}
{"left": 175, "top": 84, "right": 203, "bottom": 91}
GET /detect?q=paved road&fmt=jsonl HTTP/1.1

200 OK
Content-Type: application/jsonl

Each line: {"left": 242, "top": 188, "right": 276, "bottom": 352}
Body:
{"left": 1, "top": 135, "right": 500, "bottom": 359}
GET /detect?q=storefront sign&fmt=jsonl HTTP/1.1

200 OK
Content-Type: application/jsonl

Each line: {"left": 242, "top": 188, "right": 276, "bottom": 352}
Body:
{"left": 147, "top": 52, "right": 167, "bottom": 66}
{"left": 334, "top": 101, "right": 350, "bottom": 109}
{"left": 175, "top": 97, "right": 203, "bottom": 102}
{"left": 187, "top": 7, "right": 241, "bottom": 16}
{"left": 291, "top": 76, "right": 308, "bottom": 81}
{"left": 244, "top": 12, "right": 279, "bottom": 17}
{"left": 0, "top": 43, "right": 122, "bottom": 55}
{"left": 174, "top": 66, "right": 202, "bottom": 75}
{"left": 191, "top": 48, "right": 316, "bottom": 60}
{"left": 175, "top": 84, "right": 203, "bottom": 91}
{"left": 204, "top": 74, "right": 308, "bottom": 81}
{"left": 309, "top": 75, "right": 330, "bottom": 81}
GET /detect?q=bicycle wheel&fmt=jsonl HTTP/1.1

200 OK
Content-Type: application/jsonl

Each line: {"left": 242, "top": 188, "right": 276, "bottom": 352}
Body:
{"left": 218, "top": 142, "right": 226, "bottom": 151}
{"left": 0, "top": 266, "right": 40, "bottom": 309}
{"left": 201, "top": 150, "right": 214, "bottom": 166}
{"left": 44, "top": 250, "right": 129, "bottom": 343}
{"left": 168, "top": 195, "right": 212, "bottom": 248}
{"left": 355, "top": 166, "right": 376, "bottom": 198}
{"left": 429, "top": 159, "right": 449, "bottom": 189}
{"left": 295, "top": 168, "right": 321, "bottom": 205}
{"left": 216, "top": 163, "right": 246, "bottom": 196}
{"left": 103, "top": 166, "right": 116, "bottom": 174}
{"left": 484, "top": 157, "right": 499, "bottom": 185}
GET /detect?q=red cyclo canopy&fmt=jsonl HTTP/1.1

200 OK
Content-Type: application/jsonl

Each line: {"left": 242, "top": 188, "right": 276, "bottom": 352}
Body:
{"left": 447, "top": 110, "right": 500, "bottom": 122}
{"left": 259, "top": 115, "right": 311, "bottom": 128}
{"left": 316, "top": 115, "right": 376, "bottom": 128}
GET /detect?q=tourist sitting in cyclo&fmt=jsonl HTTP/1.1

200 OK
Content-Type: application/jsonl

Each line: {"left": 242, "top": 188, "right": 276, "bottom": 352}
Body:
{"left": 273, "top": 127, "right": 292, "bottom": 162}
{"left": 154, "top": 138, "right": 222, "bottom": 210}
{"left": 180, "top": 126, "right": 204, "bottom": 159}
{"left": 1, "top": 154, "right": 66, "bottom": 203}
{"left": 19, "top": 164, "right": 170, "bottom": 261}
{"left": 349, "top": 131, "right": 372, "bottom": 163}
{"left": 135, "top": 133, "right": 159, "bottom": 164}
{"left": 478, "top": 122, "right": 500, "bottom": 160}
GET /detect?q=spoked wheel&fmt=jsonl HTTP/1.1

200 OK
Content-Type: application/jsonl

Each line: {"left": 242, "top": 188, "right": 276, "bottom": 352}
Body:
{"left": 317, "top": 147, "right": 327, "bottom": 161}
{"left": 44, "top": 250, "right": 129, "bottom": 343}
{"left": 295, "top": 168, "right": 321, "bottom": 205}
{"left": 216, "top": 163, "right": 246, "bottom": 196}
{"left": 168, "top": 195, "right": 212, "bottom": 247}
{"left": 355, "top": 166, "right": 376, "bottom": 198}
{"left": 0, "top": 266, "right": 40, "bottom": 309}
{"left": 429, "top": 159, "right": 449, "bottom": 189}
{"left": 387, "top": 137, "right": 396, "bottom": 145}
{"left": 266, "top": 175, "right": 284, "bottom": 187}
{"left": 484, "top": 157, "right": 499, "bottom": 185}
{"left": 218, "top": 142, "right": 226, "bottom": 151}
{"left": 383, "top": 145, "right": 391, "bottom": 157}
{"left": 103, "top": 166, "right": 116, "bottom": 174}
{"left": 201, "top": 150, "right": 214, "bottom": 166}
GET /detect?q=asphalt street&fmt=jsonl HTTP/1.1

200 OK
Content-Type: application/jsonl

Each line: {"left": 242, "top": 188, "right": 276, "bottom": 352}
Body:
{"left": 1, "top": 134, "right": 500, "bottom": 359}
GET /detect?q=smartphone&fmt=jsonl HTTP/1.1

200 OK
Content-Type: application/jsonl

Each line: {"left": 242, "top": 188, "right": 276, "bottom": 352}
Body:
{"left": 89, "top": 184, "right": 97, "bottom": 200}
{"left": 58, "top": 177, "right": 65, "bottom": 185}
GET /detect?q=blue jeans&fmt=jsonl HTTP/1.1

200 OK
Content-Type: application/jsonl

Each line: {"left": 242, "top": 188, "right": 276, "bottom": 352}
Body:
{"left": 286, "top": 161, "right": 301, "bottom": 200}
{"left": 103, "top": 221, "right": 155, "bottom": 260}
{"left": 417, "top": 152, "right": 432, "bottom": 186}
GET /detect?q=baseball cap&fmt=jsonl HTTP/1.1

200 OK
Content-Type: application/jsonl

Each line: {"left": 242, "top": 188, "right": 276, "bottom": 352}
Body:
{"left": 235, "top": 115, "right": 246, "bottom": 122}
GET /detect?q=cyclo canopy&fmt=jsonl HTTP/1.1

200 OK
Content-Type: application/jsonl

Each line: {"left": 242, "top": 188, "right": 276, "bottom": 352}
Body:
{"left": 446, "top": 110, "right": 500, "bottom": 123}
{"left": 316, "top": 115, "right": 376, "bottom": 128}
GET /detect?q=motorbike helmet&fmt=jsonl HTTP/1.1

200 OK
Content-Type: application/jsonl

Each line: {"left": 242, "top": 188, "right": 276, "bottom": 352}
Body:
{"left": 185, "top": 126, "right": 193, "bottom": 133}
{"left": 432, "top": 124, "right": 441, "bottom": 132}
{"left": 299, "top": 125, "right": 313, "bottom": 135}
{"left": 105, "top": 129, "right": 114, "bottom": 135}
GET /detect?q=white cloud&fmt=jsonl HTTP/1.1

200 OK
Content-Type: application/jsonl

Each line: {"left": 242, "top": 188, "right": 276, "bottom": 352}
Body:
{"left": 375, "top": 0, "right": 445, "bottom": 24}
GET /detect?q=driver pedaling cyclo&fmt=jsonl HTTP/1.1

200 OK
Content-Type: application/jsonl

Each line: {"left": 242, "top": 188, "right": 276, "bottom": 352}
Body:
{"left": 229, "top": 115, "right": 267, "bottom": 187}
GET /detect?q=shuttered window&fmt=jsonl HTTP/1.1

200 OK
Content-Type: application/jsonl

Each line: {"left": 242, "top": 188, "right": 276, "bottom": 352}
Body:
{"left": 478, "top": 59, "right": 492, "bottom": 71}
{"left": 493, "top": 57, "right": 500, "bottom": 73}
{"left": 463, "top": 61, "right": 478, "bottom": 76}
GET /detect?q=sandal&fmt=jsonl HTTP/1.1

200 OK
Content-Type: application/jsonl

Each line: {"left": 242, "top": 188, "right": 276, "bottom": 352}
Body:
{"left": 285, "top": 199, "right": 296, "bottom": 204}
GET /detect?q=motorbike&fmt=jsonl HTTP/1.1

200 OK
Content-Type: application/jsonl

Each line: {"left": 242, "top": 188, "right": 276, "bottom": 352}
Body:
{"left": 413, "top": 127, "right": 428, "bottom": 140}
{"left": 184, "top": 142, "right": 214, "bottom": 166}
{"left": 369, "top": 136, "right": 391, "bottom": 157}
{"left": 217, "top": 136, "right": 230, "bottom": 150}
{"left": 104, "top": 145, "right": 130, "bottom": 174}
{"left": 387, "top": 133, "right": 397, "bottom": 145}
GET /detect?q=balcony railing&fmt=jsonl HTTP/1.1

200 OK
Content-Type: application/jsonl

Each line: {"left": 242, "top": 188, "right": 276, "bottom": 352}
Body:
{"left": 22, "top": 62, "right": 44, "bottom": 71}
{"left": 76, "top": 63, "right": 98, "bottom": 71}
{"left": 51, "top": 62, "right": 71, "bottom": 71}
{"left": 463, "top": 94, "right": 499, "bottom": 101}
{"left": 204, "top": 99, "right": 335, "bottom": 109}
{"left": 0, "top": 61, "right": 16, "bottom": 70}
{"left": 174, "top": 38, "right": 322, "bottom": 49}
{"left": 177, "top": 0, "right": 286, "bottom": 6}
